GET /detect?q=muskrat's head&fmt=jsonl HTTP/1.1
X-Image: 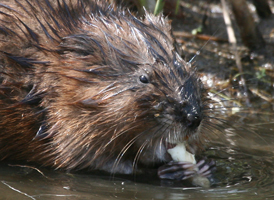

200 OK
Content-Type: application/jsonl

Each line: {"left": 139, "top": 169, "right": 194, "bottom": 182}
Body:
{"left": 45, "top": 7, "right": 208, "bottom": 172}
{"left": 2, "top": 1, "right": 207, "bottom": 172}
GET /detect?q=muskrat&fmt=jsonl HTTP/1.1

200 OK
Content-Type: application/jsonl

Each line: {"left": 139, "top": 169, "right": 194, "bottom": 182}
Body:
{"left": 0, "top": 0, "right": 215, "bottom": 182}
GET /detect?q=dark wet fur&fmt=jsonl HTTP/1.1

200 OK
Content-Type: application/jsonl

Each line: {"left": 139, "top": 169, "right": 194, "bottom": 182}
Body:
{"left": 0, "top": 0, "right": 216, "bottom": 175}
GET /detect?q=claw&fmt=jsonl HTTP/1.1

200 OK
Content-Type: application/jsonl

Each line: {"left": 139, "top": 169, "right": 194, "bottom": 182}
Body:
{"left": 197, "top": 159, "right": 216, "bottom": 177}
{"left": 158, "top": 161, "right": 196, "bottom": 180}
{"left": 158, "top": 159, "right": 216, "bottom": 183}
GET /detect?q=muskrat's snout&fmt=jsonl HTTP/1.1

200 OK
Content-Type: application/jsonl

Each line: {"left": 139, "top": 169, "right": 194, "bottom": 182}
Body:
{"left": 173, "top": 98, "right": 202, "bottom": 130}
{"left": 174, "top": 76, "right": 203, "bottom": 130}
{"left": 175, "top": 103, "right": 202, "bottom": 130}
{"left": 186, "top": 113, "right": 202, "bottom": 129}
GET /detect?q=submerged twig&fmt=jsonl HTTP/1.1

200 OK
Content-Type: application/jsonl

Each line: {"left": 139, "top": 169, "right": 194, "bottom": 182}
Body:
{"left": 8, "top": 164, "right": 53, "bottom": 180}
{"left": 1, "top": 181, "right": 36, "bottom": 200}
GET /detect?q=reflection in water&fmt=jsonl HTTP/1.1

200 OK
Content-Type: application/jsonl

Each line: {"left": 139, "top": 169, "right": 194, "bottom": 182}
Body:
{"left": 1, "top": 119, "right": 274, "bottom": 199}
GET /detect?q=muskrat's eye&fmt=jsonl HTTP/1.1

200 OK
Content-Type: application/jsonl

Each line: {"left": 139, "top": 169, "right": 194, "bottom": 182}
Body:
{"left": 139, "top": 75, "right": 149, "bottom": 83}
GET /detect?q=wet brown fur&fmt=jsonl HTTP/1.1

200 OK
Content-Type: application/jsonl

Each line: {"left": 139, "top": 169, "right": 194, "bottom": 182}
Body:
{"left": 0, "top": 0, "right": 208, "bottom": 174}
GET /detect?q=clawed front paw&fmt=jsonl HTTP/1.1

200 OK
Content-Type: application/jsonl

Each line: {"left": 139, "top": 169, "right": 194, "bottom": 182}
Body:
{"left": 157, "top": 159, "right": 216, "bottom": 181}
{"left": 196, "top": 159, "right": 216, "bottom": 177}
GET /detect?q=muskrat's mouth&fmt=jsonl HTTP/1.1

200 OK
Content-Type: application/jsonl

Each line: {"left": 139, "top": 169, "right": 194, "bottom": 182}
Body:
{"left": 164, "top": 135, "right": 190, "bottom": 151}
{"left": 162, "top": 142, "right": 174, "bottom": 161}
{"left": 162, "top": 142, "right": 175, "bottom": 161}
{"left": 165, "top": 142, "right": 177, "bottom": 150}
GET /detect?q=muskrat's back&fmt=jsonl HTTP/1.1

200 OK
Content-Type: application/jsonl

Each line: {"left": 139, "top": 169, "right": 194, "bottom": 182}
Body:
{"left": 0, "top": 0, "right": 210, "bottom": 177}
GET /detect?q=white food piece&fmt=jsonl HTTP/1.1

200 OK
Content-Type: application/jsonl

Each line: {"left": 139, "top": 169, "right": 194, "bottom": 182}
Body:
{"left": 167, "top": 142, "right": 211, "bottom": 188}
{"left": 167, "top": 142, "right": 196, "bottom": 164}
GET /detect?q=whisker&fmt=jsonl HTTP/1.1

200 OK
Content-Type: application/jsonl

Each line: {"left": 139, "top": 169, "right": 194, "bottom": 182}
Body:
{"left": 104, "top": 123, "right": 141, "bottom": 149}
{"left": 202, "top": 121, "right": 226, "bottom": 135}
{"left": 188, "top": 28, "right": 221, "bottom": 64}
{"left": 133, "top": 139, "right": 149, "bottom": 172}
{"left": 110, "top": 118, "right": 160, "bottom": 174}
{"left": 111, "top": 133, "right": 142, "bottom": 175}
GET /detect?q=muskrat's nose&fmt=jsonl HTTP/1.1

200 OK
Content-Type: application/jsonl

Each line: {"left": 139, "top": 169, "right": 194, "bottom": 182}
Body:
{"left": 186, "top": 113, "right": 201, "bottom": 129}
{"left": 174, "top": 103, "right": 202, "bottom": 129}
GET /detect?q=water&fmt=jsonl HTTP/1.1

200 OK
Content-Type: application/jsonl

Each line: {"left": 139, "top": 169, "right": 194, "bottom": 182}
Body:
{"left": 1, "top": 116, "right": 274, "bottom": 200}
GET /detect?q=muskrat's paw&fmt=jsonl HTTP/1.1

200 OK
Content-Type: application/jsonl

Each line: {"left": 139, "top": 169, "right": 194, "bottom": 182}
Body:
{"left": 158, "top": 159, "right": 216, "bottom": 181}
{"left": 157, "top": 161, "right": 196, "bottom": 180}
{"left": 196, "top": 159, "right": 216, "bottom": 177}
